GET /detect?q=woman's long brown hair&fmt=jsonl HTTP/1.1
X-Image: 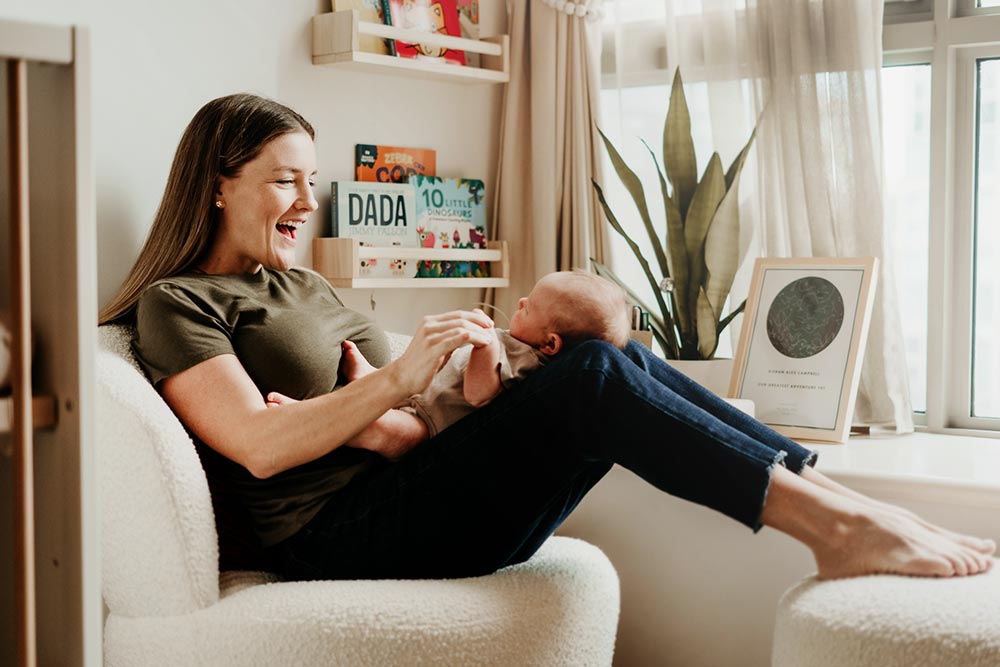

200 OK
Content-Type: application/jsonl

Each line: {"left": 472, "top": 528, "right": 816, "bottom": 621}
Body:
{"left": 99, "top": 94, "right": 314, "bottom": 325}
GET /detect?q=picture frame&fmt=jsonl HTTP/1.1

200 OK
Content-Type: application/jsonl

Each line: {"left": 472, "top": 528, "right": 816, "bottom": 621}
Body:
{"left": 728, "top": 257, "right": 879, "bottom": 443}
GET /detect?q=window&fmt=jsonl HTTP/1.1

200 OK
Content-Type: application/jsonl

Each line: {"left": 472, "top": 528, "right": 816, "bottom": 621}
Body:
{"left": 882, "top": 64, "right": 931, "bottom": 414}
{"left": 973, "top": 58, "right": 1000, "bottom": 419}
{"left": 601, "top": 2, "right": 1000, "bottom": 433}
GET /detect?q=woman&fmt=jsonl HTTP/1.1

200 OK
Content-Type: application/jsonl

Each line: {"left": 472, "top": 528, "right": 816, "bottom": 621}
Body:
{"left": 101, "top": 93, "right": 994, "bottom": 581}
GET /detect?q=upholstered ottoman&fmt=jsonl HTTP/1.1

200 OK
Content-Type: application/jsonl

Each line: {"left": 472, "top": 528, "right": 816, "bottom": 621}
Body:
{"left": 773, "top": 565, "right": 1000, "bottom": 666}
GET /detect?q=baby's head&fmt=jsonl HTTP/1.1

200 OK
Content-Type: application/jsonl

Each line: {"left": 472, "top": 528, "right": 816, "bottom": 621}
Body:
{"left": 508, "top": 270, "right": 630, "bottom": 356}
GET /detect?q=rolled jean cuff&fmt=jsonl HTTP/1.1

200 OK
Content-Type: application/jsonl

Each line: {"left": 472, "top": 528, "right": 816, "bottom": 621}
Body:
{"left": 781, "top": 441, "right": 819, "bottom": 474}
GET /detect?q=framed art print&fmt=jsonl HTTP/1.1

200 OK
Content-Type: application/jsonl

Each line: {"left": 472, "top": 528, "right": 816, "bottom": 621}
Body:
{"left": 728, "top": 257, "right": 879, "bottom": 443}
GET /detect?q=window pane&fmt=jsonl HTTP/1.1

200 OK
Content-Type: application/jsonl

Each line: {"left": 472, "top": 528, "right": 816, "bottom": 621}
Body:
{"left": 973, "top": 58, "right": 1000, "bottom": 419}
{"left": 978, "top": 0, "right": 1000, "bottom": 8}
{"left": 882, "top": 64, "right": 931, "bottom": 413}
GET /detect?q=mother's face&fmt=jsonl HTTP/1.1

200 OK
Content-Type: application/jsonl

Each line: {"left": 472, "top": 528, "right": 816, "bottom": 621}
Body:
{"left": 214, "top": 131, "right": 318, "bottom": 274}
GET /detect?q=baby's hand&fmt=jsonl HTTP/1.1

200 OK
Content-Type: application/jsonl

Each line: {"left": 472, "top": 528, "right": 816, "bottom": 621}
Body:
{"left": 340, "top": 340, "right": 377, "bottom": 382}
{"left": 265, "top": 391, "right": 298, "bottom": 408}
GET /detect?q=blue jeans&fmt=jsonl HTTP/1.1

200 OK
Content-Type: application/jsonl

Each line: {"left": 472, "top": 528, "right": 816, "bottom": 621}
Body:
{"left": 273, "top": 340, "right": 818, "bottom": 581}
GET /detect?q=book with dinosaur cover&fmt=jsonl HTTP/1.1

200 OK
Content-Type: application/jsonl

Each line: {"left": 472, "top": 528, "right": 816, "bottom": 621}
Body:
{"left": 330, "top": 181, "right": 419, "bottom": 278}
{"left": 408, "top": 175, "right": 489, "bottom": 278}
{"left": 355, "top": 144, "right": 436, "bottom": 183}
{"left": 333, "top": 0, "right": 394, "bottom": 55}
{"left": 382, "top": 0, "right": 466, "bottom": 66}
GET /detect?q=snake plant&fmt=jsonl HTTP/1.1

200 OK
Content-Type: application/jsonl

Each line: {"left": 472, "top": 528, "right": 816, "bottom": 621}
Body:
{"left": 592, "top": 68, "right": 755, "bottom": 360}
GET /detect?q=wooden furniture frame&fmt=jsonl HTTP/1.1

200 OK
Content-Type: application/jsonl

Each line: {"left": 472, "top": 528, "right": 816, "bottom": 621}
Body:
{"left": 1, "top": 18, "right": 99, "bottom": 667}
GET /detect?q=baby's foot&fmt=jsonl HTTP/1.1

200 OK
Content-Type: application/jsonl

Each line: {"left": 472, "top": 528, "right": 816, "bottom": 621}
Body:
{"left": 265, "top": 391, "right": 298, "bottom": 408}
{"left": 813, "top": 502, "right": 995, "bottom": 580}
{"left": 340, "top": 340, "right": 377, "bottom": 382}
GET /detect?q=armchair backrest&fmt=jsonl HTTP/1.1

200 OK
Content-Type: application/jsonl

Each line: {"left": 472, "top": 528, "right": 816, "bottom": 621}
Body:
{"left": 97, "top": 325, "right": 219, "bottom": 617}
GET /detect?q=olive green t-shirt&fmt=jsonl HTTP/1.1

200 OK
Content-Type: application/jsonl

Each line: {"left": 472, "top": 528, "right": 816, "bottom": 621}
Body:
{"left": 133, "top": 267, "right": 390, "bottom": 548}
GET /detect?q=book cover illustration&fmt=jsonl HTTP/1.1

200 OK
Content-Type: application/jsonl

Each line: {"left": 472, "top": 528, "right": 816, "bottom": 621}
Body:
{"left": 333, "top": 0, "right": 394, "bottom": 55}
{"left": 383, "top": 0, "right": 466, "bottom": 66}
{"left": 409, "top": 175, "right": 489, "bottom": 278}
{"left": 456, "top": 0, "right": 479, "bottom": 68}
{"left": 355, "top": 144, "right": 437, "bottom": 183}
{"left": 330, "top": 181, "right": 419, "bottom": 278}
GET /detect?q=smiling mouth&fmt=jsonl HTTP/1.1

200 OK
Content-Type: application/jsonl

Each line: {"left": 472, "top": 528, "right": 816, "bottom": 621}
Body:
{"left": 276, "top": 222, "right": 301, "bottom": 241}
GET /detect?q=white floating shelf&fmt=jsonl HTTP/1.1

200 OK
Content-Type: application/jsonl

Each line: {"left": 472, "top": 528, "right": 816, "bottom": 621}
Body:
{"left": 313, "top": 237, "right": 509, "bottom": 289}
{"left": 0, "top": 395, "right": 57, "bottom": 433}
{"left": 311, "top": 11, "right": 510, "bottom": 84}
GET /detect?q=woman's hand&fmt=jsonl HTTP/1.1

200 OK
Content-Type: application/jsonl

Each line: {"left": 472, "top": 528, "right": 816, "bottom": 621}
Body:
{"left": 388, "top": 309, "right": 494, "bottom": 396}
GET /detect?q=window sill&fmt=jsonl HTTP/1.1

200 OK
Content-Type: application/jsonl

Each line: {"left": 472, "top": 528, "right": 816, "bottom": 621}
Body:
{"left": 809, "top": 431, "right": 1000, "bottom": 508}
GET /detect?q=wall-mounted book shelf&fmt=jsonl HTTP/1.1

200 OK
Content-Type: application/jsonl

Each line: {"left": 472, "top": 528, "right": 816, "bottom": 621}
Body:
{"left": 313, "top": 237, "right": 509, "bottom": 289}
{"left": 311, "top": 10, "right": 510, "bottom": 84}
{"left": 0, "top": 396, "right": 57, "bottom": 433}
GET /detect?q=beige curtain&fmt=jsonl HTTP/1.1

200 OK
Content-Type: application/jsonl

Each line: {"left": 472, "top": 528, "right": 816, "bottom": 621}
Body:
{"left": 488, "top": 0, "right": 606, "bottom": 320}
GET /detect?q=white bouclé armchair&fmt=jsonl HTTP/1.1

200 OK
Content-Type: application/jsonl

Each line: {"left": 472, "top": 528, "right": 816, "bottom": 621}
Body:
{"left": 97, "top": 325, "right": 621, "bottom": 666}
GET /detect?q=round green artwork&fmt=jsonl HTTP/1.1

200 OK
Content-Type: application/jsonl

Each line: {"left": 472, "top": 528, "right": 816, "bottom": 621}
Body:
{"left": 766, "top": 277, "right": 845, "bottom": 359}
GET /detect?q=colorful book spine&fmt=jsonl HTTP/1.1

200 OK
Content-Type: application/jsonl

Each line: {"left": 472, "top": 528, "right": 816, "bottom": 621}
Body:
{"left": 383, "top": 0, "right": 466, "bottom": 66}
{"left": 409, "top": 175, "right": 489, "bottom": 278}
{"left": 355, "top": 144, "right": 437, "bottom": 183}
{"left": 456, "top": 0, "right": 480, "bottom": 68}
{"left": 330, "top": 181, "right": 419, "bottom": 278}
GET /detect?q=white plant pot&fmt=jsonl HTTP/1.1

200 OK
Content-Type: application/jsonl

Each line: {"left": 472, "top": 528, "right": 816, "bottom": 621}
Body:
{"left": 665, "top": 358, "right": 735, "bottom": 396}
{"left": 664, "top": 358, "right": 754, "bottom": 417}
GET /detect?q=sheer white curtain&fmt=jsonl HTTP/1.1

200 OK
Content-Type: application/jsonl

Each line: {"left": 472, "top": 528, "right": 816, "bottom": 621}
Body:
{"left": 604, "top": 0, "right": 912, "bottom": 430}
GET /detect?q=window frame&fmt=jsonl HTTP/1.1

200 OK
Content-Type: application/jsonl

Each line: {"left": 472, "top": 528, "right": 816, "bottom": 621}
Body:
{"left": 885, "top": 4, "right": 1000, "bottom": 436}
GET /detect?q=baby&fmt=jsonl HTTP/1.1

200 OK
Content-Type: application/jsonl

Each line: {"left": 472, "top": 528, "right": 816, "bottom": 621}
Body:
{"left": 339, "top": 270, "right": 631, "bottom": 437}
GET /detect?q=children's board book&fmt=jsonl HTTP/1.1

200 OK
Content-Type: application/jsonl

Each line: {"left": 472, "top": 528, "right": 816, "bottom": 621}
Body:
{"left": 408, "top": 175, "right": 489, "bottom": 278}
{"left": 330, "top": 181, "right": 419, "bottom": 278}
{"left": 333, "top": 0, "right": 394, "bottom": 55}
{"left": 355, "top": 144, "right": 437, "bottom": 183}
{"left": 456, "top": 0, "right": 479, "bottom": 68}
{"left": 382, "top": 0, "right": 466, "bottom": 66}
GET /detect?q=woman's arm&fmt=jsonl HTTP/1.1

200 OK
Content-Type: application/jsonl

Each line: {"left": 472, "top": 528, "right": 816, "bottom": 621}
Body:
{"left": 463, "top": 328, "right": 503, "bottom": 406}
{"left": 161, "top": 310, "right": 493, "bottom": 479}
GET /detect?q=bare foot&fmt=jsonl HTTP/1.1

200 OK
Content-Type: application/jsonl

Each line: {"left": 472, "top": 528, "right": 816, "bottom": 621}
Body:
{"left": 340, "top": 340, "right": 377, "bottom": 382}
{"left": 812, "top": 503, "right": 995, "bottom": 580}
{"left": 763, "top": 466, "right": 994, "bottom": 579}
{"left": 801, "top": 467, "right": 997, "bottom": 556}
{"left": 348, "top": 409, "right": 428, "bottom": 460}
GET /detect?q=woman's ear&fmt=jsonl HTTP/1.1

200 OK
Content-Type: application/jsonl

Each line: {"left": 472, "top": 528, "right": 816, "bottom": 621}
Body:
{"left": 540, "top": 333, "right": 563, "bottom": 357}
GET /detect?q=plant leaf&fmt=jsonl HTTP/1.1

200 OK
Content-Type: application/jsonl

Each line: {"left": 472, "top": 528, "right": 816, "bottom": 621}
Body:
{"left": 703, "top": 180, "right": 743, "bottom": 320}
{"left": 725, "top": 127, "right": 756, "bottom": 190}
{"left": 639, "top": 138, "right": 673, "bottom": 278}
{"left": 593, "top": 182, "right": 675, "bottom": 349}
{"left": 704, "top": 130, "right": 755, "bottom": 324}
{"left": 596, "top": 129, "right": 670, "bottom": 280}
{"left": 717, "top": 298, "right": 746, "bottom": 337}
{"left": 664, "top": 190, "right": 689, "bottom": 338}
{"left": 663, "top": 68, "right": 698, "bottom": 220}
{"left": 696, "top": 288, "right": 718, "bottom": 360}
{"left": 683, "top": 153, "right": 726, "bottom": 342}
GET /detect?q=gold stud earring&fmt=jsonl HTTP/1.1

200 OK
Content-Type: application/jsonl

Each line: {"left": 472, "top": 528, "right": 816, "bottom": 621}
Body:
{"left": 215, "top": 201, "right": 224, "bottom": 209}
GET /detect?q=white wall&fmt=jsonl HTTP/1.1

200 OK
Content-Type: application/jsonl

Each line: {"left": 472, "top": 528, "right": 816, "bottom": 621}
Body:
{"left": 0, "top": 0, "right": 506, "bottom": 334}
